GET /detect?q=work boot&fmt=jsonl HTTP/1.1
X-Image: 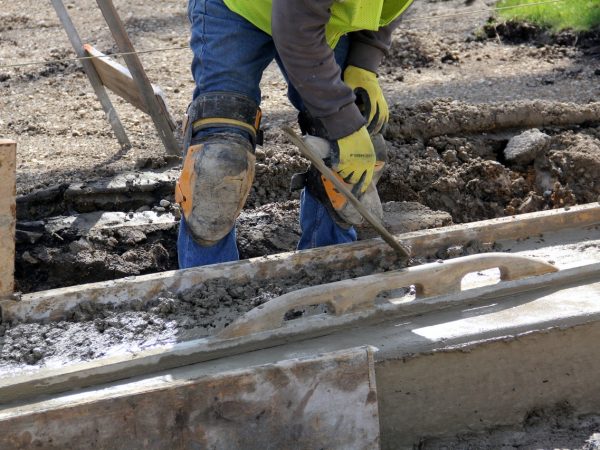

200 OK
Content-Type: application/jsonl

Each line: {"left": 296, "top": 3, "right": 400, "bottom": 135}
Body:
{"left": 175, "top": 93, "right": 261, "bottom": 245}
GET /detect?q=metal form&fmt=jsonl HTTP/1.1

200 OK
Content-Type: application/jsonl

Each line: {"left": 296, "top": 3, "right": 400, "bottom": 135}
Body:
{"left": 51, "top": 0, "right": 179, "bottom": 155}
{"left": 0, "top": 347, "right": 380, "bottom": 450}
{"left": 0, "top": 140, "right": 16, "bottom": 299}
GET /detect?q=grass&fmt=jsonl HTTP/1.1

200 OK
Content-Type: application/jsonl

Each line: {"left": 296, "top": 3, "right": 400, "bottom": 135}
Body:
{"left": 496, "top": 0, "right": 600, "bottom": 32}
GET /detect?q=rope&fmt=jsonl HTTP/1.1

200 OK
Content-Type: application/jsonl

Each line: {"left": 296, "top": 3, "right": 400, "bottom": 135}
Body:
{"left": 0, "top": 46, "right": 189, "bottom": 70}
{"left": 0, "top": 0, "right": 571, "bottom": 71}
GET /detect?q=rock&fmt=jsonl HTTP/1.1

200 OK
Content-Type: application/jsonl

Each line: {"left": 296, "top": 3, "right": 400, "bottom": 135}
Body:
{"left": 22, "top": 251, "right": 39, "bottom": 265}
{"left": 504, "top": 129, "right": 550, "bottom": 165}
{"left": 446, "top": 245, "right": 464, "bottom": 258}
{"left": 586, "top": 433, "right": 600, "bottom": 449}
{"left": 159, "top": 199, "right": 171, "bottom": 208}
{"left": 518, "top": 192, "right": 545, "bottom": 214}
{"left": 442, "top": 149, "right": 458, "bottom": 165}
{"left": 68, "top": 238, "right": 92, "bottom": 253}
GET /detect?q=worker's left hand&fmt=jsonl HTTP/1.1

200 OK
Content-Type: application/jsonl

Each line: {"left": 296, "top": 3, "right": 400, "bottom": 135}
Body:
{"left": 343, "top": 65, "right": 389, "bottom": 135}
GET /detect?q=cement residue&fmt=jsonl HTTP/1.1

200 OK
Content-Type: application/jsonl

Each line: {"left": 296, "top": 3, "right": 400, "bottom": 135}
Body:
{"left": 536, "top": 132, "right": 600, "bottom": 204}
{"left": 246, "top": 134, "right": 308, "bottom": 208}
{"left": 1, "top": 259, "right": 403, "bottom": 371}
{"left": 420, "top": 402, "right": 600, "bottom": 450}
{"left": 16, "top": 221, "right": 177, "bottom": 293}
{"left": 238, "top": 200, "right": 301, "bottom": 259}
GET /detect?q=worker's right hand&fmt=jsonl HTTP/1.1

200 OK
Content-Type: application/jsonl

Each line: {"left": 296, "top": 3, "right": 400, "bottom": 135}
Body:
{"left": 331, "top": 126, "right": 376, "bottom": 194}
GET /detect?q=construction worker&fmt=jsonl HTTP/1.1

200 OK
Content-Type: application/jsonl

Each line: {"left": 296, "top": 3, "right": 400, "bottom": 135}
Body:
{"left": 176, "top": 0, "right": 414, "bottom": 268}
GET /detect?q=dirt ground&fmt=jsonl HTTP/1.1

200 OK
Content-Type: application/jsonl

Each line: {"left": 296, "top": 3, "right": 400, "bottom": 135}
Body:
{"left": 1, "top": 0, "right": 600, "bottom": 447}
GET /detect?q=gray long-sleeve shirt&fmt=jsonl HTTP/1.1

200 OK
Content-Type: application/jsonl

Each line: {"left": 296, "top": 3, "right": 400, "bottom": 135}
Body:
{"left": 271, "top": 0, "right": 402, "bottom": 140}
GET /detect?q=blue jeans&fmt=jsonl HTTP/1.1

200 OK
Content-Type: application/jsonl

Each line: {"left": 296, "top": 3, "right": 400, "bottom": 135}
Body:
{"left": 178, "top": 0, "right": 357, "bottom": 269}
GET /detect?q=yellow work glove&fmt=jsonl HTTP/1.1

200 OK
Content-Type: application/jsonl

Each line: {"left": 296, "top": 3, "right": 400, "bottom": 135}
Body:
{"left": 343, "top": 65, "right": 389, "bottom": 135}
{"left": 332, "top": 126, "right": 376, "bottom": 194}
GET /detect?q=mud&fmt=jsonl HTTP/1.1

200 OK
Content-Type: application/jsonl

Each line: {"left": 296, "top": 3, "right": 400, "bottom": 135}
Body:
{"left": 15, "top": 201, "right": 301, "bottom": 293}
{"left": 420, "top": 402, "right": 600, "bottom": 450}
{"left": 483, "top": 20, "right": 600, "bottom": 51}
{"left": 1, "top": 257, "right": 403, "bottom": 371}
{"left": 13, "top": 118, "right": 600, "bottom": 291}
{"left": 381, "top": 121, "right": 600, "bottom": 223}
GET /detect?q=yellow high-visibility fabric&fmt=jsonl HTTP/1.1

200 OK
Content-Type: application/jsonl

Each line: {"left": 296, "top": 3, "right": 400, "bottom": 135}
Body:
{"left": 223, "top": 0, "right": 414, "bottom": 48}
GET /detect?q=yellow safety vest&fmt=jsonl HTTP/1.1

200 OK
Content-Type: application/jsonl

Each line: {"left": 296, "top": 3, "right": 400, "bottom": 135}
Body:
{"left": 223, "top": 0, "right": 414, "bottom": 48}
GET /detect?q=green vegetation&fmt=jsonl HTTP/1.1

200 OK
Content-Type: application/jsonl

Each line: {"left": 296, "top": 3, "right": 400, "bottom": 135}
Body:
{"left": 496, "top": 0, "right": 600, "bottom": 32}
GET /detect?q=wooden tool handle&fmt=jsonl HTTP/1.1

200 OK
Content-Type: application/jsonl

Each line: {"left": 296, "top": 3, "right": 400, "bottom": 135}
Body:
{"left": 217, "top": 253, "right": 557, "bottom": 339}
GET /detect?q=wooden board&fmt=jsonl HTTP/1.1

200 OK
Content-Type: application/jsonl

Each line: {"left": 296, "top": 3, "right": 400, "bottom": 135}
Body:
{"left": 51, "top": 0, "right": 131, "bottom": 149}
{"left": 0, "top": 140, "right": 16, "bottom": 298}
{"left": 0, "top": 347, "right": 379, "bottom": 450}
{"left": 84, "top": 44, "right": 176, "bottom": 131}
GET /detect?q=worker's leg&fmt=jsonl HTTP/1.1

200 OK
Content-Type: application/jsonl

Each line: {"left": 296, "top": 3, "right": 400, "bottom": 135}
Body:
{"left": 178, "top": 0, "right": 275, "bottom": 268}
{"left": 275, "top": 38, "right": 358, "bottom": 250}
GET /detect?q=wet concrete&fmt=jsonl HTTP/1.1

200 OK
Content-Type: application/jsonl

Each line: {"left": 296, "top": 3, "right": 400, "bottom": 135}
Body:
{"left": 1, "top": 256, "right": 405, "bottom": 371}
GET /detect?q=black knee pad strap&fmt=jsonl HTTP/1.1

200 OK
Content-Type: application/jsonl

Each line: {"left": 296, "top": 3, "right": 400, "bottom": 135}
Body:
{"left": 183, "top": 92, "right": 263, "bottom": 151}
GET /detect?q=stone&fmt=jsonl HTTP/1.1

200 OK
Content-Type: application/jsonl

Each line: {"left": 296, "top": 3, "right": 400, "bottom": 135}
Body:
{"left": 504, "top": 129, "right": 550, "bottom": 165}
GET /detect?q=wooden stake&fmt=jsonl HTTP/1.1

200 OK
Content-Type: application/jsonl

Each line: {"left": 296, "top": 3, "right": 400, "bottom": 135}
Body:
{"left": 84, "top": 45, "right": 176, "bottom": 131}
{"left": 50, "top": 0, "right": 131, "bottom": 150}
{"left": 96, "top": 0, "right": 181, "bottom": 156}
{"left": 0, "top": 140, "right": 16, "bottom": 299}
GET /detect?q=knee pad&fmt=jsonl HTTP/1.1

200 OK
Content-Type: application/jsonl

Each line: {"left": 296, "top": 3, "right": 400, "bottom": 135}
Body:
{"left": 176, "top": 93, "right": 261, "bottom": 245}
